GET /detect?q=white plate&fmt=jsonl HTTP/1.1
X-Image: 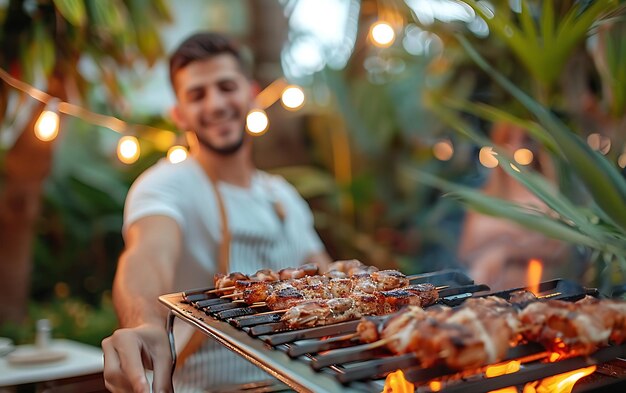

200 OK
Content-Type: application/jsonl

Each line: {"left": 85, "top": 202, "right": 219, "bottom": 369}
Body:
{"left": 0, "top": 337, "right": 14, "bottom": 357}
{"left": 6, "top": 348, "right": 67, "bottom": 366}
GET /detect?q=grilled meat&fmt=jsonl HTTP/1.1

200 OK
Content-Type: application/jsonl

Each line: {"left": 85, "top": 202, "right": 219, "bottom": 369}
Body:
{"left": 360, "top": 295, "right": 626, "bottom": 370}
{"left": 519, "top": 296, "right": 626, "bottom": 355}
{"left": 214, "top": 272, "right": 249, "bottom": 289}
{"left": 236, "top": 270, "right": 411, "bottom": 307}
{"left": 280, "top": 285, "right": 439, "bottom": 327}
{"left": 359, "top": 297, "right": 518, "bottom": 369}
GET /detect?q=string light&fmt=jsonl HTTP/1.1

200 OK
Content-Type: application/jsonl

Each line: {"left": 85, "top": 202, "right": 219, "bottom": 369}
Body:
{"left": 587, "top": 133, "right": 611, "bottom": 155}
{"left": 34, "top": 99, "right": 60, "bottom": 141}
{"left": 117, "top": 136, "right": 140, "bottom": 164}
{"left": 167, "top": 145, "right": 188, "bottom": 164}
{"left": 246, "top": 109, "right": 269, "bottom": 135}
{"left": 433, "top": 139, "right": 454, "bottom": 161}
{"left": 513, "top": 148, "right": 534, "bottom": 165}
{"left": 1, "top": 67, "right": 302, "bottom": 164}
{"left": 370, "top": 21, "right": 395, "bottom": 47}
{"left": 281, "top": 85, "right": 305, "bottom": 110}
{"left": 479, "top": 146, "right": 498, "bottom": 168}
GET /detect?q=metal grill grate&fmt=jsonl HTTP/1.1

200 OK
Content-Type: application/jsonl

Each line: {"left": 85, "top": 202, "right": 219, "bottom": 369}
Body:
{"left": 160, "top": 270, "right": 625, "bottom": 392}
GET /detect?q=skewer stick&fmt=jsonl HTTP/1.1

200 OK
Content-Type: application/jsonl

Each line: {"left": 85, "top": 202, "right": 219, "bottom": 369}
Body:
{"left": 332, "top": 332, "right": 360, "bottom": 341}
{"left": 251, "top": 309, "right": 287, "bottom": 316}
{"left": 207, "top": 286, "right": 235, "bottom": 294}
{"left": 249, "top": 303, "right": 267, "bottom": 309}
{"left": 435, "top": 285, "right": 449, "bottom": 290}
{"left": 221, "top": 292, "right": 243, "bottom": 299}
{"left": 538, "top": 292, "right": 561, "bottom": 299}
{"left": 361, "top": 335, "right": 396, "bottom": 350}
{"left": 297, "top": 316, "right": 319, "bottom": 326}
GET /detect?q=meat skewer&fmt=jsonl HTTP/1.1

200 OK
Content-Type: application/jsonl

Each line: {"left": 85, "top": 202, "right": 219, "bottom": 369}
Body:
{"left": 280, "top": 284, "right": 439, "bottom": 328}
{"left": 211, "top": 260, "right": 373, "bottom": 293}
{"left": 243, "top": 270, "right": 412, "bottom": 307}
{"left": 355, "top": 297, "right": 519, "bottom": 370}
{"left": 356, "top": 295, "right": 626, "bottom": 371}
{"left": 519, "top": 295, "right": 626, "bottom": 356}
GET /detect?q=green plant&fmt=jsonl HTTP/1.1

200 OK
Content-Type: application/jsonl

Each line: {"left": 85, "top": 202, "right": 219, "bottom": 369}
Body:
{"left": 0, "top": 294, "right": 117, "bottom": 347}
{"left": 417, "top": 1, "right": 626, "bottom": 288}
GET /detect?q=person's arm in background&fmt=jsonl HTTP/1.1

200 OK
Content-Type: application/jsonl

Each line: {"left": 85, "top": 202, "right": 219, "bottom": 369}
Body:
{"left": 305, "top": 250, "right": 332, "bottom": 273}
{"left": 102, "top": 215, "right": 181, "bottom": 393}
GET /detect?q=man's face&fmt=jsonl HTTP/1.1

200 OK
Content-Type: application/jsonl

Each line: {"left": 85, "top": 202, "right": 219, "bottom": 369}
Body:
{"left": 173, "top": 54, "right": 252, "bottom": 155}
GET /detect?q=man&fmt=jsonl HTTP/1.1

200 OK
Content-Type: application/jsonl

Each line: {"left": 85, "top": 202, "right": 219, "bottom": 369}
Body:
{"left": 102, "top": 32, "right": 330, "bottom": 393}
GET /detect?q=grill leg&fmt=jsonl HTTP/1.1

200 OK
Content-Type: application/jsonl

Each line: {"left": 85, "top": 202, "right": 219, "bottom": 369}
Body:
{"left": 167, "top": 310, "right": 177, "bottom": 378}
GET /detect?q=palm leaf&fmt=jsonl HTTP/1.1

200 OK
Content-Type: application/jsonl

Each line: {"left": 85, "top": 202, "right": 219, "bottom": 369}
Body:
{"left": 430, "top": 99, "right": 620, "bottom": 241}
{"left": 403, "top": 167, "right": 625, "bottom": 255}
{"left": 440, "top": 96, "right": 559, "bottom": 153}
{"left": 457, "top": 34, "right": 626, "bottom": 232}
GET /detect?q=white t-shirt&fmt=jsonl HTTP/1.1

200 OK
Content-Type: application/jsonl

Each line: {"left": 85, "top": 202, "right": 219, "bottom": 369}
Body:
{"left": 123, "top": 157, "right": 325, "bottom": 390}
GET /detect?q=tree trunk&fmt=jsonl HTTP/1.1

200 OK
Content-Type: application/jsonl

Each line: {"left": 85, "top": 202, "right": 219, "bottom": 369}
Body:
{"left": 0, "top": 74, "right": 63, "bottom": 325}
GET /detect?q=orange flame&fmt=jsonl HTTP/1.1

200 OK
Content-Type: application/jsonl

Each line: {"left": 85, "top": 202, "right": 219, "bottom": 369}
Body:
{"left": 382, "top": 370, "right": 415, "bottom": 393}
{"left": 429, "top": 381, "right": 441, "bottom": 392}
{"left": 527, "top": 259, "right": 543, "bottom": 296}
{"left": 485, "top": 360, "right": 521, "bottom": 378}
{"left": 523, "top": 366, "right": 596, "bottom": 393}
{"left": 488, "top": 388, "right": 518, "bottom": 393}
{"left": 549, "top": 352, "right": 561, "bottom": 362}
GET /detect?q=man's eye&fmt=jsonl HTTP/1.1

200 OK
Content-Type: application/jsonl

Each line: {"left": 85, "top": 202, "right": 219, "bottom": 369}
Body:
{"left": 188, "top": 92, "right": 203, "bottom": 102}
{"left": 220, "top": 82, "right": 237, "bottom": 92}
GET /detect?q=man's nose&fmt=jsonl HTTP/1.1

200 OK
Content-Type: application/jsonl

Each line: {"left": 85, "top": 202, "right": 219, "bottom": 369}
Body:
{"left": 204, "top": 89, "right": 227, "bottom": 113}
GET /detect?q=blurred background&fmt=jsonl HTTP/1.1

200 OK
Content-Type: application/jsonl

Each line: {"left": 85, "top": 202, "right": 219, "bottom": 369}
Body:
{"left": 1, "top": 0, "right": 625, "bottom": 350}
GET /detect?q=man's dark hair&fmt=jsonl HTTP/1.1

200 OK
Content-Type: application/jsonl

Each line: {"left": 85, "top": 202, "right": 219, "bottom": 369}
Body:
{"left": 169, "top": 32, "right": 250, "bottom": 89}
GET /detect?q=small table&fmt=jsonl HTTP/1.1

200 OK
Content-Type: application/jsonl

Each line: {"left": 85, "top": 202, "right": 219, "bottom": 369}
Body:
{"left": 0, "top": 339, "right": 103, "bottom": 388}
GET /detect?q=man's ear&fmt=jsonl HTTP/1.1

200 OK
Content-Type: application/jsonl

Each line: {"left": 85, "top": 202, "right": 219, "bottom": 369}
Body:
{"left": 170, "top": 106, "right": 188, "bottom": 131}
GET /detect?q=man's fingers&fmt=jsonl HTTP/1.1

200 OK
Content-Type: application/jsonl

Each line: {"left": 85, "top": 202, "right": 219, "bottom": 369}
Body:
{"left": 112, "top": 332, "right": 151, "bottom": 393}
{"left": 102, "top": 337, "right": 134, "bottom": 393}
{"left": 151, "top": 348, "right": 174, "bottom": 393}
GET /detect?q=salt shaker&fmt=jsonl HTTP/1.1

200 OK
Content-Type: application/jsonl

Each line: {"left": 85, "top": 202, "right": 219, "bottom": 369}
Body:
{"left": 35, "top": 319, "right": 51, "bottom": 349}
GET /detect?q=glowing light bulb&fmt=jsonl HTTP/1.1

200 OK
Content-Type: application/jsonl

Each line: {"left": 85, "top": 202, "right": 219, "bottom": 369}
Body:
{"left": 587, "top": 133, "right": 611, "bottom": 155}
{"left": 514, "top": 148, "right": 534, "bottom": 165}
{"left": 246, "top": 109, "right": 269, "bottom": 135}
{"left": 167, "top": 145, "right": 188, "bottom": 164}
{"left": 117, "top": 136, "right": 140, "bottom": 164}
{"left": 34, "top": 101, "right": 60, "bottom": 141}
{"left": 433, "top": 140, "right": 454, "bottom": 161}
{"left": 618, "top": 153, "right": 626, "bottom": 169}
{"left": 479, "top": 146, "right": 498, "bottom": 168}
{"left": 281, "top": 85, "right": 305, "bottom": 110}
{"left": 371, "top": 21, "right": 395, "bottom": 47}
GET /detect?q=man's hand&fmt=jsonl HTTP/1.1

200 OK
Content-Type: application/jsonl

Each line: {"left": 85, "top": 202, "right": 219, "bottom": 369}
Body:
{"left": 102, "top": 324, "right": 173, "bottom": 393}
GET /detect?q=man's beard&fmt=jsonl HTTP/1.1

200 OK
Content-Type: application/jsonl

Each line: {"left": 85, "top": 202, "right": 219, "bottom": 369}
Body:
{"left": 195, "top": 130, "right": 246, "bottom": 156}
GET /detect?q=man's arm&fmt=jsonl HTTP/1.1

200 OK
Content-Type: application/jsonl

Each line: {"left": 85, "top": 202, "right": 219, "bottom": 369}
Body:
{"left": 102, "top": 215, "right": 181, "bottom": 393}
{"left": 305, "top": 250, "right": 332, "bottom": 273}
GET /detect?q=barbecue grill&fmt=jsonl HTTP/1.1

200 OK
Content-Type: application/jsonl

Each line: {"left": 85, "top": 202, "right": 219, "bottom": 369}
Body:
{"left": 159, "top": 270, "right": 626, "bottom": 392}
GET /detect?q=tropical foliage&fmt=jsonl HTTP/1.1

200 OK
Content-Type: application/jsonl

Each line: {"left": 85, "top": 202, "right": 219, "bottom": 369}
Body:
{"left": 0, "top": 0, "right": 171, "bottom": 334}
{"left": 416, "top": 1, "right": 626, "bottom": 289}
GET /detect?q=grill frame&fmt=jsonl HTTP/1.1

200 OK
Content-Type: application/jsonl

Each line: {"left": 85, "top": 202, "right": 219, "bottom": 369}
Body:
{"left": 159, "top": 271, "right": 624, "bottom": 392}
{"left": 160, "top": 292, "right": 375, "bottom": 392}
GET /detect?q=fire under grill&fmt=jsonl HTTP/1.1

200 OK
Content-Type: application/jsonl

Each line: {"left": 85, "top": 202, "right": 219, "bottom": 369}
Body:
{"left": 158, "top": 270, "right": 626, "bottom": 392}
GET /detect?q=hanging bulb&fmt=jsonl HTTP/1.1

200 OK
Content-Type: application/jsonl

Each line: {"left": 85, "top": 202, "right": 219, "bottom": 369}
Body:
{"left": 514, "top": 148, "right": 534, "bottom": 165}
{"left": 479, "top": 146, "right": 499, "bottom": 168}
{"left": 167, "top": 145, "right": 188, "bottom": 164}
{"left": 281, "top": 85, "right": 305, "bottom": 110}
{"left": 370, "top": 21, "right": 395, "bottom": 47}
{"left": 34, "top": 99, "right": 60, "bottom": 141}
{"left": 433, "top": 139, "right": 454, "bottom": 161}
{"left": 246, "top": 109, "right": 269, "bottom": 135}
{"left": 117, "top": 136, "right": 140, "bottom": 164}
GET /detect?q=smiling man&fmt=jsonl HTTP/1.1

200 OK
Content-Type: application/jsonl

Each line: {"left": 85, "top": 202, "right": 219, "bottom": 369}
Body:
{"left": 101, "top": 32, "right": 330, "bottom": 393}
